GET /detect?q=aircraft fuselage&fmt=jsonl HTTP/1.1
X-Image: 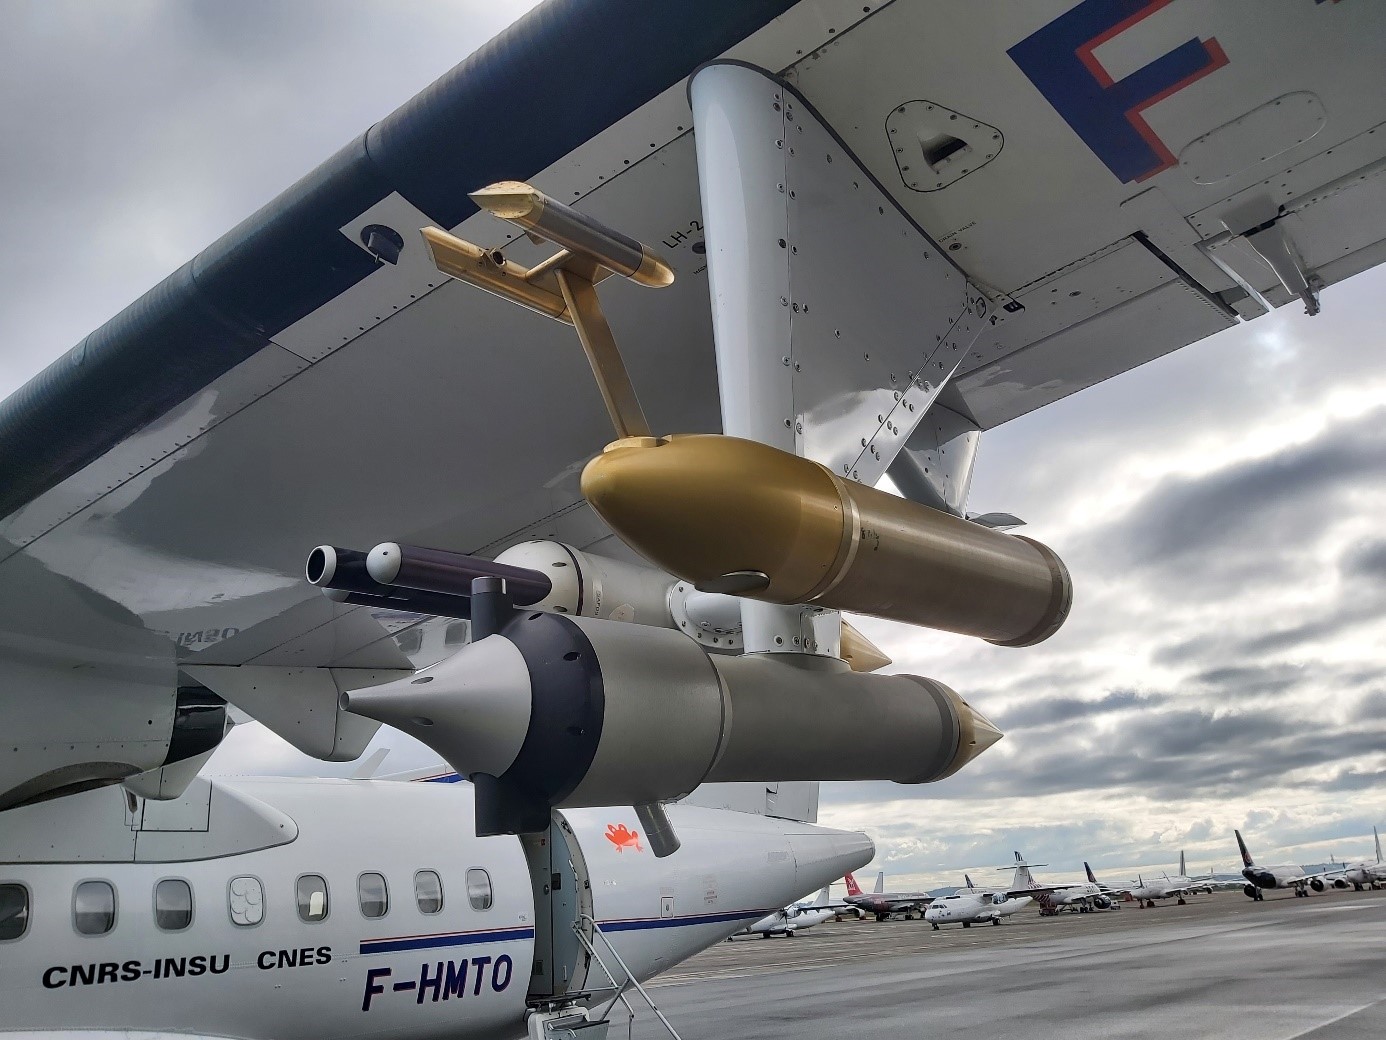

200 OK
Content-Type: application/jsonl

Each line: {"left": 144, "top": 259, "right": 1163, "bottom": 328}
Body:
{"left": 0, "top": 776, "right": 870, "bottom": 1039}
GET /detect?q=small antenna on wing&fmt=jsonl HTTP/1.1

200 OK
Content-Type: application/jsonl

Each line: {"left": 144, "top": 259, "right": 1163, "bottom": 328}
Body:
{"left": 421, "top": 181, "right": 675, "bottom": 442}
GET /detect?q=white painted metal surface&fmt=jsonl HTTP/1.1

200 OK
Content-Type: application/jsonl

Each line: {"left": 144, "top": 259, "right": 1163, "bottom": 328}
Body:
{"left": 0, "top": 777, "right": 870, "bottom": 1039}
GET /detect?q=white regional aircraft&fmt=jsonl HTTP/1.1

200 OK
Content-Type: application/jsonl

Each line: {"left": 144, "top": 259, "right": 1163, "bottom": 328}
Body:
{"left": 4, "top": 0, "right": 1386, "bottom": 1037}
{"left": 924, "top": 881, "right": 1032, "bottom": 930}
{"left": 740, "top": 886, "right": 837, "bottom": 938}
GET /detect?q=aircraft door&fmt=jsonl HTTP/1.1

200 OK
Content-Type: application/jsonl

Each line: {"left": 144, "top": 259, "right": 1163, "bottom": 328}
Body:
{"left": 521, "top": 813, "right": 593, "bottom": 1001}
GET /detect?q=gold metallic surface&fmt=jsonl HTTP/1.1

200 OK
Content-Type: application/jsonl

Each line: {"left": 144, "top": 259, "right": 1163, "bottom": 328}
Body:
{"left": 555, "top": 270, "right": 652, "bottom": 440}
{"left": 419, "top": 226, "right": 571, "bottom": 322}
{"left": 840, "top": 620, "right": 892, "bottom": 672}
{"left": 581, "top": 434, "right": 1072, "bottom": 645}
{"left": 471, "top": 181, "right": 675, "bottom": 287}
{"left": 582, "top": 435, "right": 851, "bottom": 603}
{"left": 826, "top": 473, "right": 1073, "bottom": 646}
{"left": 936, "top": 685, "right": 1003, "bottom": 779}
{"left": 469, "top": 180, "right": 544, "bottom": 222}
{"left": 523, "top": 249, "right": 614, "bottom": 287}
{"left": 633, "top": 249, "right": 677, "bottom": 288}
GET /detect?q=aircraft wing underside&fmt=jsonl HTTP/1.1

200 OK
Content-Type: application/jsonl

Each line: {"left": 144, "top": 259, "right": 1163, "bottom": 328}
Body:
{"left": 2, "top": 0, "right": 1385, "bottom": 799}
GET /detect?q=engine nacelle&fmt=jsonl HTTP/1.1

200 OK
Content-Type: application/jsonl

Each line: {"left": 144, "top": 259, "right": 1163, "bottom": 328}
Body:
{"left": 341, "top": 612, "right": 1000, "bottom": 829}
{"left": 1244, "top": 884, "right": 1259, "bottom": 899}
{"left": 1309, "top": 877, "right": 1326, "bottom": 892}
{"left": 1092, "top": 895, "right": 1113, "bottom": 910}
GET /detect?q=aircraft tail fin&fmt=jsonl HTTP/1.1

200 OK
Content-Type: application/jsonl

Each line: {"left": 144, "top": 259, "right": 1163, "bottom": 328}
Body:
{"left": 1085, "top": 862, "right": 1099, "bottom": 885}
{"left": 873, "top": 870, "right": 885, "bottom": 894}
{"left": 1010, "top": 851, "right": 1038, "bottom": 891}
{"left": 1376, "top": 826, "right": 1382, "bottom": 864}
{"left": 965, "top": 873, "right": 976, "bottom": 890}
{"left": 1179, "top": 850, "right": 1188, "bottom": 876}
{"left": 813, "top": 885, "right": 831, "bottom": 907}
{"left": 844, "top": 872, "right": 863, "bottom": 897}
{"left": 1235, "top": 829, "right": 1254, "bottom": 868}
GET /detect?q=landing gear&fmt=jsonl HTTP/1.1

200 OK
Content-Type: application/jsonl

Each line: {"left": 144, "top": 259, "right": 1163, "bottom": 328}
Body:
{"left": 962, "top": 921, "right": 971, "bottom": 928}
{"left": 875, "top": 913, "right": 887, "bottom": 922}
{"left": 787, "top": 930, "right": 797, "bottom": 938}
{"left": 1177, "top": 898, "right": 1186, "bottom": 906}
{"left": 991, "top": 918, "right": 1001, "bottom": 926}
{"left": 931, "top": 922, "right": 940, "bottom": 930}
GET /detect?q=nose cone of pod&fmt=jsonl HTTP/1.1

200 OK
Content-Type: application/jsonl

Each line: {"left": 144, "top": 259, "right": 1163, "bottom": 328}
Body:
{"left": 939, "top": 692, "right": 1003, "bottom": 779}
{"left": 339, "top": 635, "right": 533, "bottom": 779}
{"left": 581, "top": 435, "right": 850, "bottom": 603}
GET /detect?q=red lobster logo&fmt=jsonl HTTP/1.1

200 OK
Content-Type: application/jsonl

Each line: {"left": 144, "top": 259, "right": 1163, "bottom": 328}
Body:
{"left": 605, "top": 823, "right": 643, "bottom": 852}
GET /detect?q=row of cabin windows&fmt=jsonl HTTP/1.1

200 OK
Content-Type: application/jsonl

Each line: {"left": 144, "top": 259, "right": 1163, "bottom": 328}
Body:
{"left": 0, "top": 869, "right": 493, "bottom": 941}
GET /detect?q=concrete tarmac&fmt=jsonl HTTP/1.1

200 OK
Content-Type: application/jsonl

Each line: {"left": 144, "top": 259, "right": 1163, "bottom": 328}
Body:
{"left": 627, "top": 889, "right": 1386, "bottom": 1039}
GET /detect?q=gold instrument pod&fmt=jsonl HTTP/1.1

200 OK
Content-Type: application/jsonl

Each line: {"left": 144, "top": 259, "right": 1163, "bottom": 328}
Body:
{"left": 471, "top": 181, "right": 675, "bottom": 287}
{"left": 582, "top": 434, "right": 1072, "bottom": 647}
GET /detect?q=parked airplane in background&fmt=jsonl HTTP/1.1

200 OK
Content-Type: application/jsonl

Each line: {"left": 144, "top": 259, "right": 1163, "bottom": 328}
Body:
{"left": 1085, "top": 862, "right": 1199, "bottom": 909}
{"left": 1339, "top": 828, "right": 1386, "bottom": 890}
{"left": 1173, "top": 852, "right": 1216, "bottom": 895}
{"left": 1004, "top": 853, "right": 1114, "bottom": 914}
{"left": 925, "top": 879, "right": 1032, "bottom": 929}
{"left": 1236, "top": 830, "right": 1337, "bottom": 900}
{"left": 740, "top": 886, "right": 837, "bottom": 938}
{"left": 843, "top": 872, "right": 933, "bottom": 921}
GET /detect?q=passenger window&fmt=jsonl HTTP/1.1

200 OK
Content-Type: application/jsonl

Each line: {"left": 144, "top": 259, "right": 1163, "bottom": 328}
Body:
{"left": 228, "top": 876, "right": 264, "bottom": 926}
{"left": 0, "top": 884, "right": 28, "bottom": 941}
{"left": 155, "top": 879, "right": 193, "bottom": 931}
{"left": 358, "top": 873, "right": 389, "bottom": 919}
{"left": 73, "top": 881, "right": 116, "bottom": 936}
{"left": 465, "top": 868, "right": 493, "bottom": 911}
{"left": 414, "top": 870, "right": 443, "bottom": 914}
{"left": 444, "top": 621, "right": 470, "bottom": 647}
{"left": 296, "top": 875, "right": 329, "bottom": 922}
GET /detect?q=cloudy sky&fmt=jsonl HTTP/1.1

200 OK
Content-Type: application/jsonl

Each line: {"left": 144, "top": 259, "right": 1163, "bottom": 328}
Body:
{"left": 4, "top": 2, "right": 1383, "bottom": 890}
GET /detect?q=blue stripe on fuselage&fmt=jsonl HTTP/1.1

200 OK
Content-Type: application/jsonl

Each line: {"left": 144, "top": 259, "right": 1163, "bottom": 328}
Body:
{"left": 359, "top": 909, "right": 771, "bottom": 954}
{"left": 360, "top": 926, "right": 535, "bottom": 955}
{"left": 598, "top": 909, "right": 772, "bottom": 932}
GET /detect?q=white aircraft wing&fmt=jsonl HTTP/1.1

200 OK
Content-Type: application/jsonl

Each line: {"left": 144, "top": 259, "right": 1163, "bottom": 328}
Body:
{"left": 3, "top": 0, "right": 1386, "bottom": 809}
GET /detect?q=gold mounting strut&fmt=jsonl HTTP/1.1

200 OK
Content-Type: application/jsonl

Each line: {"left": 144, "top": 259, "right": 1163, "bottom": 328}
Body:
{"left": 420, "top": 181, "right": 675, "bottom": 441}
